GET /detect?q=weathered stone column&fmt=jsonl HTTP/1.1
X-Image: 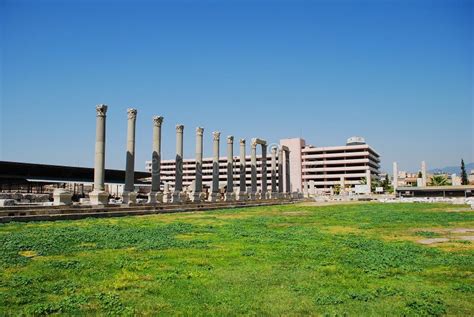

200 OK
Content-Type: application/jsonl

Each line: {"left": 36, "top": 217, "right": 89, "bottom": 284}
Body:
{"left": 309, "top": 180, "right": 315, "bottom": 196}
{"left": 366, "top": 169, "right": 372, "bottom": 194}
{"left": 172, "top": 124, "right": 184, "bottom": 203}
{"left": 208, "top": 132, "right": 221, "bottom": 202}
{"left": 250, "top": 140, "right": 258, "bottom": 200}
{"left": 123, "top": 108, "right": 138, "bottom": 204}
{"left": 278, "top": 149, "right": 284, "bottom": 196}
{"left": 90, "top": 104, "right": 109, "bottom": 205}
{"left": 224, "top": 136, "right": 235, "bottom": 201}
{"left": 261, "top": 144, "right": 268, "bottom": 199}
{"left": 191, "top": 127, "right": 204, "bottom": 202}
{"left": 271, "top": 146, "right": 278, "bottom": 198}
{"left": 238, "top": 139, "right": 247, "bottom": 201}
{"left": 285, "top": 149, "right": 291, "bottom": 195}
{"left": 340, "top": 176, "right": 345, "bottom": 196}
{"left": 148, "top": 116, "right": 163, "bottom": 204}
{"left": 421, "top": 161, "right": 427, "bottom": 187}
{"left": 393, "top": 161, "right": 398, "bottom": 193}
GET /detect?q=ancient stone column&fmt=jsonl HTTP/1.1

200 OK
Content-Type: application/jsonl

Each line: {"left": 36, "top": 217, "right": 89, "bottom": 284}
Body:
{"left": 285, "top": 150, "right": 291, "bottom": 195}
{"left": 191, "top": 127, "right": 204, "bottom": 202}
{"left": 90, "top": 104, "right": 109, "bottom": 205}
{"left": 421, "top": 161, "right": 427, "bottom": 187}
{"left": 149, "top": 116, "right": 163, "bottom": 204}
{"left": 238, "top": 139, "right": 247, "bottom": 201}
{"left": 340, "top": 176, "right": 345, "bottom": 196}
{"left": 250, "top": 140, "right": 258, "bottom": 200}
{"left": 208, "top": 132, "right": 220, "bottom": 202}
{"left": 309, "top": 180, "right": 315, "bottom": 196}
{"left": 271, "top": 146, "right": 278, "bottom": 198}
{"left": 278, "top": 149, "right": 284, "bottom": 196}
{"left": 393, "top": 161, "right": 398, "bottom": 193}
{"left": 261, "top": 144, "right": 268, "bottom": 199}
{"left": 172, "top": 124, "right": 184, "bottom": 203}
{"left": 366, "top": 169, "right": 372, "bottom": 194}
{"left": 123, "top": 108, "right": 138, "bottom": 204}
{"left": 224, "top": 136, "right": 235, "bottom": 201}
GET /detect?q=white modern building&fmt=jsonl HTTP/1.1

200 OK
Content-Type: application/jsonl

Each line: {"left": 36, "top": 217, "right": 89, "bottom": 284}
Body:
{"left": 145, "top": 136, "right": 380, "bottom": 194}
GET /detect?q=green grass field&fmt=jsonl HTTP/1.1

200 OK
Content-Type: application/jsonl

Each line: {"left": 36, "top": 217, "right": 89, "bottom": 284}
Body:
{"left": 1, "top": 203, "right": 473, "bottom": 316}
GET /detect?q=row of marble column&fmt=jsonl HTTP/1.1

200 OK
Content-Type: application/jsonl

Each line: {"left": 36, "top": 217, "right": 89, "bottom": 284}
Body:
{"left": 89, "top": 105, "right": 291, "bottom": 205}
{"left": 165, "top": 125, "right": 291, "bottom": 203}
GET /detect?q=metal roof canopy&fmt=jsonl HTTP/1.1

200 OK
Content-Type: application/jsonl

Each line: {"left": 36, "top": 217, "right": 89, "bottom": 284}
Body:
{"left": 0, "top": 161, "right": 150, "bottom": 185}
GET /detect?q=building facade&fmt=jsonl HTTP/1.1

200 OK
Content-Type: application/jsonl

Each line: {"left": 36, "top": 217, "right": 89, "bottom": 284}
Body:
{"left": 145, "top": 155, "right": 279, "bottom": 192}
{"left": 281, "top": 136, "right": 380, "bottom": 193}
{"left": 145, "top": 136, "right": 381, "bottom": 194}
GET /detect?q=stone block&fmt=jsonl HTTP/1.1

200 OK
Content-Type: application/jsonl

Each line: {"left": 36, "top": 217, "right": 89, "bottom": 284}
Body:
{"left": 122, "top": 191, "right": 137, "bottom": 204}
{"left": 89, "top": 190, "right": 109, "bottom": 205}
{"left": 0, "top": 199, "right": 16, "bottom": 207}
{"left": 53, "top": 189, "right": 73, "bottom": 206}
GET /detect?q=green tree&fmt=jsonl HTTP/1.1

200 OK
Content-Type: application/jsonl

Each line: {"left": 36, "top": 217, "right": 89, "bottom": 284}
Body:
{"left": 460, "top": 159, "right": 468, "bottom": 185}
{"left": 360, "top": 177, "right": 381, "bottom": 192}
{"left": 417, "top": 171, "right": 422, "bottom": 178}
{"left": 429, "top": 175, "right": 449, "bottom": 186}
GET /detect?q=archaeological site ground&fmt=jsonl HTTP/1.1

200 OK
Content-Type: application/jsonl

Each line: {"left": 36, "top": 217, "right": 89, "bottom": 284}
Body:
{"left": 1, "top": 202, "right": 473, "bottom": 316}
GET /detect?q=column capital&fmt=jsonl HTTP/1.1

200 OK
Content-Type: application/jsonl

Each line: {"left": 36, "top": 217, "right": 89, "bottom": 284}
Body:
{"left": 212, "top": 131, "right": 220, "bottom": 141}
{"left": 96, "top": 104, "right": 108, "bottom": 117}
{"left": 251, "top": 138, "right": 257, "bottom": 148}
{"left": 271, "top": 146, "right": 277, "bottom": 154}
{"left": 153, "top": 116, "right": 163, "bottom": 127}
{"left": 196, "top": 127, "right": 204, "bottom": 135}
{"left": 127, "top": 108, "right": 137, "bottom": 120}
{"left": 227, "top": 136, "right": 234, "bottom": 143}
{"left": 239, "top": 138, "right": 246, "bottom": 146}
{"left": 176, "top": 124, "right": 184, "bottom": 133}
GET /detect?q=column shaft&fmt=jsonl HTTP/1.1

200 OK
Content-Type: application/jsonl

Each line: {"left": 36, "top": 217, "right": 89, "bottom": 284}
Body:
{"left": 151, "top": 116, "right": 163, "bottom": 192}
{"left": 278, "top": 149, "right": 284, "bottom": 193}
{"left": 94, "top": 104, "right": 107, "bottom": 191}
{"left": 421, "top": 161, "right": 427, "bottom": 187}
{"left": 226, "top": 136, "right": 234, "bottom": 193}
{"left": 175, "top": 125, "right": 184, "bottom": 192}
{"left": 124, "top": 108, "right": 137, "bottom": 192}
{"left": 240, "top": 139, "right": 246, "bottom": 192}
{"left": 285, "top": 150, "right": 291, "bottom": 193}
{"left": 393, "top": 162, "right": 398, "bottom": 192}
{"left": 211, "top": 132, "right": 220, "bottom": 193}
{"left": 195, "top": 127, "right": 204, "bottom": 193}
{"left": 271, "top": 147, "right": 277, "bottom": 193}
{"left": 261, "top": 144, "right": 267, "bottom": 197}
{"left": 251, "top": 143, "right": 257, "bottom": 193}
{"left": 366, "top": 169, "right": 372, "bottom": 193}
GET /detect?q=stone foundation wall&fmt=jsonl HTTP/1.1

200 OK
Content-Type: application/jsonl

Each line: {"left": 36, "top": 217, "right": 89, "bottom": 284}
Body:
{"left": 0, "top": 193, "right": 50, "bottom": 203}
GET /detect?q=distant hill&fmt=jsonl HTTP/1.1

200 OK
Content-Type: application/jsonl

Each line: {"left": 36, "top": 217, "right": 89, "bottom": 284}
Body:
{"left": 429, "top": 163, "right": 474, "bottom": 175}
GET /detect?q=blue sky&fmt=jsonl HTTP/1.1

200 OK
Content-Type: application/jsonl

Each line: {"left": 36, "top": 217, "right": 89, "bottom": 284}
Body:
{"left": 1, "top": 0, "right": 472, "bottom": 172}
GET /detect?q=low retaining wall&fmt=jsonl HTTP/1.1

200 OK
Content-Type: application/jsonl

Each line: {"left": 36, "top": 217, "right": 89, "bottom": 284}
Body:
{"left": 0, "top": 199, "right": 297, "bottom": 223}
{"left": 0, "top": 193, "right": 50, "bottom": 203}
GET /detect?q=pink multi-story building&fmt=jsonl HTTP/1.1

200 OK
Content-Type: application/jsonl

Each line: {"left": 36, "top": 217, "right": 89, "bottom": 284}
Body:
{"left": 281, "top": 136, "right": 380, "bottom": 192}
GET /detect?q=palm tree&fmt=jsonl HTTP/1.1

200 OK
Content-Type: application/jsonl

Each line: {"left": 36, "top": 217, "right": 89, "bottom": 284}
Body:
{"left": 429, "top": 175, "right": 449, "bottom": 186}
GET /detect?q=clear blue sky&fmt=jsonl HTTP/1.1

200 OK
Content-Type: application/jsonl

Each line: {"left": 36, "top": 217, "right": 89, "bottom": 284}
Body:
{"left": 1, "top": 0, "right": 472, "bottom": 173}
